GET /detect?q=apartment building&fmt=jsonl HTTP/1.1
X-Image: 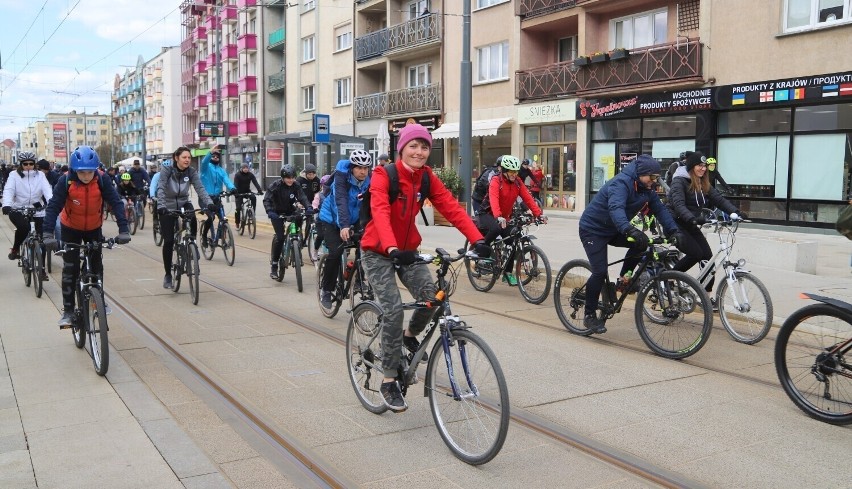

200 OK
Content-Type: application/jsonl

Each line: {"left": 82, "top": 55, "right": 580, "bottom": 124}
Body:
{"left": 144, "top": 47, "right": 183, "bottom": 161}
{"left": 113, "top": 56, "right": 146, "bottom": 160}
{"left": 31, "top": 112, "right": 111, "bottom": 164}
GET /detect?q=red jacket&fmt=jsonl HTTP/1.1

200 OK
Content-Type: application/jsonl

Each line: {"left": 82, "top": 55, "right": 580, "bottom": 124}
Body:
{"left": 361, "top": 161, "right": 483, "bottom": 254}
{"left": 488, "top": 174, "right": 542, "bottom": 220}
{"left": 529, "top": 168, "right": 544, "bottom": 192}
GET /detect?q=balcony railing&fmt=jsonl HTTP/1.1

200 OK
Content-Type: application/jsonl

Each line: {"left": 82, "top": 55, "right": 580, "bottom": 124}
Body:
{"left": 238, "top": 118, "right": 257, "bottom": 136}
{"left": 220, "top": 6, "right": 237, "bottom": 23}
{"left": 182, "top": 131, "right": 195, "bottom": 145}
{"left": 238, "top": 33, "right": 257, "bottom": 52}
{"left": 517, "top": 0, "right": 589, "bottom": 19}
{"left": 355, "top": 83, "right": 441, "bottom": 119}
{"left": 268, "top": 116, "right": 285, "bottom": 133}
{"left": 191, "top": 26, "right": 207, "bottom": 42}
{"left": 236, "top": 0, "right": 256, "bottom": 8}
{"left": 193, "top": 60, "right": 207, "bottom": 74}
{"left": 182, "top": 99, "right": 194, "bottom": 113}
{"left": 268, "top": 27, "right": 285, "bottom": 51}
{"left": 221, "top": 82, "right": 239, "bottom": 98}
{"left": 204, "top": 15, "right": 219, "bottom": 31}
{"left": 195, "top": 94, "right": 208, "bottom": 109}
{"left": 238, "top": 75, "right": 257, "bottom": 92}
{"left": 205, "top": 53, "right": 218, "bottom": 66}
{"left": 181, "top": 38, "right": 194, "bottom": 54}
{"left": 181, "top": 69, "right": 195, "bottom": 85}
{"left": 266, "top": 0, "right": 287, "bottom": 7}
{"left": 516, "top": 40, "right": 703, "bottom": 101}
{"left": 355, "top": 13, "right": 440, "bottom": 61}
{"left": 267, "top": 72, "right": 286, "bottom": 93}
{"left": 221, "top": 44, "right": 237, "bottom": 60}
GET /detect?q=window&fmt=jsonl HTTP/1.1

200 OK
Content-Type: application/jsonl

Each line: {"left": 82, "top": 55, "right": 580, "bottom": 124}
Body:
{"left": 476, "top": 0, "right": 509, "bottom": 8}
{"left": 335, "top": 25, "right": 352, "bottom": 51}
{"left": 407, "top": 0, "right": 428, "bottom": 20}
{"left": 407, "top": 63, "right": 431, "bottom": 87}
{"left": 302, "top": 85, "right": 315, "bottom": 111}
{"left": 611, "top": 8, "right": 667, "bottom": 50}
{"left": 303, "top": 0, "right": 315, "bottom": 12}
{"left": 477, "top": 41, "right": 509, "bottom": 82}
{"left": 785, "top": 0, "right": 850, "bottom": 31}
{"left": 335, "top": 77, "right": 351, "bottom": 106}
{"left": 557, "top": 37, "right": 578, "bottom": 62}
{"left": 302, "top": 36, "right": 315, "bottom": 62}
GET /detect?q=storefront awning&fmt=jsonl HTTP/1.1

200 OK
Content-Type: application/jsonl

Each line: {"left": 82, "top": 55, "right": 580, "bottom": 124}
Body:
{"left": 430, "top": 117, "right": 512, "bottom": 140}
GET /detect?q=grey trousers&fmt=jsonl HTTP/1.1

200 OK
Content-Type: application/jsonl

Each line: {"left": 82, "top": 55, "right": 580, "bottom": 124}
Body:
{"left": 361, "top": 250, "right": 437, "bottom": 377}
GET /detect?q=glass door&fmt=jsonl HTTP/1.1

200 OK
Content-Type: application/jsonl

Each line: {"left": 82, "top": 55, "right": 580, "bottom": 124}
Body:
{"left": 542, "top": 146, "right": 569, "bottom": 209}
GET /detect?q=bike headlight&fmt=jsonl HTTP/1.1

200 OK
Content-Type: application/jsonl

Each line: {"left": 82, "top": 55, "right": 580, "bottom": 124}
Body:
{"left": 737, "top": 258, "right": 746, "bottom": 268}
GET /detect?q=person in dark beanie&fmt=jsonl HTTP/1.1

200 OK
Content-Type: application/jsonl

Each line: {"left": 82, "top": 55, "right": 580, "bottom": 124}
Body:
{"left": 37, "top": 159, "right": 59, "bottom": 186}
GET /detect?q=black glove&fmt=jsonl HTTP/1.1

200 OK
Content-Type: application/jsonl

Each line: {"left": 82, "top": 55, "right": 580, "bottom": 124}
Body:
{"left": 43, "top": 236, "right": 58, "bottom": 250}
{"left": 1, "top": 206, "right": 9, "bottom": 215}
{"left": 472, "top": 239, "right": 491, "bottom": 258}
{"left": 157, "top": 206, "right": 168, "bottom": 216}
{"left": 389, "top": 249, "right": 417, "bottom": 266}
{"left": 667, "top": 231, "right": 684, "bottom": 247}
{"left": 305, "top": 207, "right": 314, "bottom": 216}
{"left": 256, "top": 191, "right": 264, "bottom": 196}
{"left": 690, "top": 215, "right": 706, "bottom": 226}
{"left": 115, "top": 233, "right": 131, "bottom": 244}
{"left": 229, "top": 188, "right": 238, "bottom": 196}
{"left": 625, "top": 226, "right": 651, "bottom": 249}
{"left": 33, "top": 202, "right": 43, "bottom": 210}
{"left": 207, "top": 203, "right": 218, "bottom": 213}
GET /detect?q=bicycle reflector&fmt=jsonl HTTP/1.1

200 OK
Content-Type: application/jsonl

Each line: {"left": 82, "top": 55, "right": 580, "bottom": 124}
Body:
{"left": 436, "top": 290, "right": 446, "bottom": 301}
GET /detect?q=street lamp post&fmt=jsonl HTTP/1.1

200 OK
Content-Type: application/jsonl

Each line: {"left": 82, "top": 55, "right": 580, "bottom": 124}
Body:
{"left": 459, "top": 0, "right": 473, "bottom": 205}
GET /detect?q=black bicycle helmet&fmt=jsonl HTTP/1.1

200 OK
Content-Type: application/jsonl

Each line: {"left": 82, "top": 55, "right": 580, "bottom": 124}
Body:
{"left": 280, "top": 164, "right": 295, "bottom": 178}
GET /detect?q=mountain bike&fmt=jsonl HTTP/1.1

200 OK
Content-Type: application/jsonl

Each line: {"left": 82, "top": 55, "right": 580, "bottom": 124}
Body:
{"left": 166, "top": 208, "right": 205, "bottom": 305}
{"left": 56, "top": 237, "right": 120, "bottom": 376}
{"left": 235, "top": 192, "right": 260, "bottom": 239}
{"left": 553, "top": 236, "right": 713, "bottom": 359}
{"left": 775, "top": 293, "right": 852, "bottom": 425}
{"left": 124, "top": 197, "right": 138, "bottom": 235}
{"left": 463, "top": 209, "right": 551, "bottom": 304}
{"left": 346, "top": 248, "right": 509, "bottom": 465}
{"left": 199, "top": 193, "right": 235, "bottom": 266}
{"left": 316, "top": 229, "right": 372, "bottom": 318}
{"left": 270, "top": 211, "right": 306, "bottom": 292}
{"left": 16, "top": 207, "right": 47, "bottom": 298}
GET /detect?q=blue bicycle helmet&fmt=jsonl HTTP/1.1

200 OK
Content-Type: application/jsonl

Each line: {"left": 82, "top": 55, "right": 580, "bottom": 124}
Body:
{"left": 161, "top": 159, "right": 172, "bottom": 168}
{"left": 69, "top": 146, "right": 101, "bottom": 171}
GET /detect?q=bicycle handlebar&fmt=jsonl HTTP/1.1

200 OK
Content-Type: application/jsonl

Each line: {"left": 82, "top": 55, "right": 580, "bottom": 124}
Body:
{"left": 234, "top": 192, "right": 262, "bottom": 197}
{"left": 55, "top": 237, "right": 119, "bottom": 255}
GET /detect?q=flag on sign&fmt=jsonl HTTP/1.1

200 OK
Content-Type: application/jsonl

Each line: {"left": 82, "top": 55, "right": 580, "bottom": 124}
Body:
{"left": 774, "top": 89, "right": 790, "bottom": 101}
{"left": 793, "top": 88, "right": 805, "bottom": 99}
{"left": 840, "top": 83, "right": 852, "bottom": 96}
{"left": 732, "top": 94, "right": 746, "bottom": 105}
{"left": 823, "top": 84, "right": 839, "bottom": 97}
{"left": 759, "top": 91, "right": 774, "bottom": 102}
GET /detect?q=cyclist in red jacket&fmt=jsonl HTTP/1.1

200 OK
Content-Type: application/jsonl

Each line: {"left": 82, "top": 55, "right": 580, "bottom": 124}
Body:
{"left": 360, "top": 123, "right": 490, "bottom": 412}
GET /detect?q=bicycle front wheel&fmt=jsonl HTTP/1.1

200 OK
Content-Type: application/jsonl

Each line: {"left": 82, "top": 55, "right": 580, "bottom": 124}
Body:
{"left": 238, "top": 210, "right": 246, "bottom": 236}
{"left": 427, "top": 328, "right": 509, "bottom": 465}
{"left": 292, "top": 238, "right": 303, "bottom": 292}
{"left": 32, "top": 244, "right": 44, "bottom": 298}
{"left": 307, "top": 225, "right": 319, "bottom": 263}
{"left": 172, "top": 243, "right": 183, "bottom": 293}
{"left": 635, "top": 270, "right": 712, "bottom": 359}
{"left": 22, "top": 243, "right": 32, "bottom": 288}
{"left": 73, "top": 289, "right": 86, "bottom": 349}
{"left": 515, "top": 244, "right": 551, "bottom": 305}
{"left": 346, "top": 301, "right": 387, "bottom": 414}
{"left": 775, "top": 304, "right": 852, "bottom": 425}
{"left": 553, "top": 260, "right": 595, "bottom": 336}
{"left": 716, "top": 271, "right": 773, "bottom": 344}
{"left": 222, "top": 223, "right": 235, "bottom": 266}
{"left": 127, "top": 208, "right": 137, "bottom": 235}
{"left": 247, "top": 209, "right": 256, "bottom": 239}
{"left": 87, "top": 289, "right": 109, "bottom": 376}
{"left": 200, "top": 221, "right": 214, "bottom": 260}
{"left": 186, "top": 242, "right": 200, "bottom": 305}
{"left": 153, "top": 218, "right": 163, "bottom": 246}
{"left": 137, "top": 203, "right": 146, "bottom": 230}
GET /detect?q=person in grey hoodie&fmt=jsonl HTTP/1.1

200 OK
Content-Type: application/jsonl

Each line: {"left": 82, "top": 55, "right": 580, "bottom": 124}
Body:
{"left": 156, "top": 146, "right": 215, "bottom": 289}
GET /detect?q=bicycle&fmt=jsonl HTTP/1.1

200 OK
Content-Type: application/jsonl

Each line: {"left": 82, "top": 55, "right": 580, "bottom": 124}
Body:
{"left": 55, "top": 237, "right": 120, "bottom": 376}
{"left": 166, "top": 208, "right": 205, "bottom": 305}
{"left": 316, "top": 229, "right": 373, "bottom": 318}
{"left": 346, "top": 248, "right": 509, "bottom": 465}
{"left": 305, "top": 216, "right": 326, "bottom": 264}
{"left": 15, "top": 206, "right": 47, "bottom": 298}
{"left": 775, "top": 293, "right": 852, "bottom": 425}
{"left": 134, "top": 194, "right": 146, "bottom": 231}
{"left": 464, "top": 209, "right": 551, "bottom": 304}
{"left": 553, "top": 236, "right": 713, "bottom": 359}
{"left": 151, "top": 201, "right": 163, "bottom": 246}
{"left": 234, "top": 192, "right": 261, "bottom": 239}
{"left": 270, "top": 211, "right": 306, "bottom": 292}
{"left": 199, "top": 192, "right": 235, "bottom": 266}
{"left": 123, "top": 197, "right": 139, "bottom": 235}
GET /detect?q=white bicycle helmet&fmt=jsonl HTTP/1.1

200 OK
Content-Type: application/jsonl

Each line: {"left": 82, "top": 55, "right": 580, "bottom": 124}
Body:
{"left": 349, "top": 150, "right": 372, "bottom": 167}
{"left": 499, "top": 155, "right": 521, "bottom": 172}
{"left": 17, "top": 151, "right": 37, "bottom": 163}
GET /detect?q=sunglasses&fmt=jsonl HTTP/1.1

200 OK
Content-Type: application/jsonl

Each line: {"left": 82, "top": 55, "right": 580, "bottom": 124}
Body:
{"left": 21, "top": 161, "right": 35, "bottom": 167}
{"left": 646, "top": 174, "right": 660, "bottom": 181}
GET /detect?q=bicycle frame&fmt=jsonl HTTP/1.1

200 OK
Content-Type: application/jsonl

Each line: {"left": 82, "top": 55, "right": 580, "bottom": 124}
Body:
{"left": 694, "top": 219, "right": 753, "bottom": 309}
{"left": 597, "top": 240, "right": 678, "bottom": 319}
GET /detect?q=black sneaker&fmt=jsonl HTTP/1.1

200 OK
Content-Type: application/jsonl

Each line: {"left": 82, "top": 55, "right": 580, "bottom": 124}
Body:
{"left": 320, "top": 290, "right": 333, "bottom": 309}
{"left": 39, "top": 270, "right": 49, "bottom": 281}
{"left": 583, "top": 314, "right": 607, "bottom": 334}
{"left": 163, "top": 274, "right": 173, "bottom": 289}
{"left": 380, "top": 381, "right": 408, "bottom": 412}
{"left": 8, "top": 248, "right": 20, "bottom": 260}
{"left": 403, "top": 335, "right": 428, "bottom": 363}
{"left": 710, "top": 298, "right": 718, "bottom": 312}
{"left": 270, "top": 265, "right": 279, "bottom": 280}
{"left": 58, "top": 311, "right": 75, "bottom": 329}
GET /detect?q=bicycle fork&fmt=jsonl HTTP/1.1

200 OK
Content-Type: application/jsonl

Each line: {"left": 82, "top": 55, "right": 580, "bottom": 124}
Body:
{"left": 438, "top": 316, "right": 478, "bottom": 401}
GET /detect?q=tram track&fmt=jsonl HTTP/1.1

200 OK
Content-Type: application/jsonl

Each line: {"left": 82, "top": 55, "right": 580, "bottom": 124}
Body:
{"left": 120, "top": 238, "right": 707, "bottom": 488}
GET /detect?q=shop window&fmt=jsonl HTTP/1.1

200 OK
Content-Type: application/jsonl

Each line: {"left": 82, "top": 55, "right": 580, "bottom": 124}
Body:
{"left": 791, "top": 133, "right": 852, "bottom": 200}
{"left": 642, "top": 115, "right": 697, "bottom": 138}
{"left": 718, "top": 108, "right": 792, "bottom": 135}
{"left": 795, "top": 103, "right": 852, "bottom": 131}
{"left": 717, "top": 135, "right": 790, "bottom": 199}
{"left": 785, "top": 0, "right": 849, "bottom": 32}
{"left": 592, "top": 119, "right": 641, "bottom": 140}
{"left": 524, "top": 126, "right": 540, "bottom": 144}
{"left": 591, "top": 142, "right": 616, "bottom": 191}
{"left": 540, "top": 125, "right": 562, "bottom": 143}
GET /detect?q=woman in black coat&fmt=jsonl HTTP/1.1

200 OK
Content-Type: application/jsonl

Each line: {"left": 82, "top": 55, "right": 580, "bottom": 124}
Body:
{"left": 667, "top": 152, "right": 742, "bottom": 294}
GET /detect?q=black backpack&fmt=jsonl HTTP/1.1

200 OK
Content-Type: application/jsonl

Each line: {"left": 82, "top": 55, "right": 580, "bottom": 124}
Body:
{"left": 471, "top": 166, "right": 500, "bottom": 203}
{"left": 359, "top": 164, "right": 430, "bottom": 226}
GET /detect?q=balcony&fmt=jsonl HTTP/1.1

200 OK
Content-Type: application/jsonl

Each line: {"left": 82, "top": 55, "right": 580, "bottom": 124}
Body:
{"left": 267, "top": 72, "right": 286, "bottom": 93}
{"left": 204, "top": 15, "right": 219, "bottom": 31}
{"left": 238, "top": 75, "right": 257, "bottom": 92}
{"left": 236, "top": 0, "right": 256, "bottom": 8}
{"left": 208, "top": 89, "right": 218, "bottom": 103}
{"left": 355, "top": 13, "right": 440, "bottom": 62}
{"left": 205, "top": 53, "right": 218, "bottom": 66}
{"left": 221, "top": 43, "right": 237, "bottom": 61}
{"left": 180, "top": 0, "right": 207, "bottom": 15}
{"left": 517, "top": 0, "right": 588, "bottom": 20}
{"left": 154, "top": 115, "right": 163, "bottom": 125}
{"left": 268, "top": 116, "right": 285, "bottom": 133}
{"left": 193, "top": 60, "right": 207, "bottom": 74}
{"left": 221, "top": 82, "right": 239, "bottom": 99}
{"left": 181, "top": 69, "right": 195, "bottom": 85}
{"left": 354, "top": 92, "right": 388, "bottom": 120}
{"left": 195, "top": 94, "right": 208, "bottom": 109}
{"left": 182, "top": 131, "right": 195, "bottom": 145}
{"left": 515, "top": 40, "right": 704, "bottom": 101}
{"left": 238, "top": 118, "right": 257, "bottom": 136}
{"left": 354, "top": 83, "right": 441, "bottom": 120}
{"left": 237, "top": 33, "right": 257, "bottom": 52}
{"left": 191, "top": 26, "right": 207, "bottom": 42}
{"left": 267, "top": 27, "right": 285, "bottom": 51}
{"left": 182, "top": 99, "right": 195, "bottom": 113}
{"left": 181, "top": 37, "right": 194, "bottom": 54}
{"left": 220, "top": 6, "right": 237, "bottom": 23}
{"left": 266, "top": 0, "right": 288, "bottom": 7}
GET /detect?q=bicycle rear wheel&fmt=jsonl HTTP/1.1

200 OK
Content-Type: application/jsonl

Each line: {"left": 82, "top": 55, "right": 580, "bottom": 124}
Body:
{"left": 635, "top": 270, "right": 712, "bottom": 359}
{"left": 553, "top": 260, "right": 595, "bottom": 336}
{"left": 292, "top": 237, "right": 303, "bottom": 292}
{"left": 200, "top": 220, "right": 214, "bottom": 260}
{"left": 186, "top": 242, "right": 200, "bottom": 305}
{"left": 515, "top": 244, "right": 551, "bottom": 305}
{"left": 247, "top": 208, "right": 256, "bottom": 239}
{"left": 464, "top": 240, "right": 500, "bottom": 292}
{"left": 137, "top": 202, "right": 145, "bottom": 230}
{"left": 716, "top": 271, "right": 772, "bottom": 344}
{"left": 32, "top": 244, "right": 44, "bottom": 298}
{"left": 775, "top": 304, "right": 852, "bottom": 425}
{"left": 346, "top": 301, "right": 387, "bottom": 414}
{"left": 87, "top": 289, "right": 109, "bottom": 376}
{"left": 427, "top": 328, "right": 509, "bottom": 465}
{"left": 222, "top": 223, "right": 235, "bottom": 266}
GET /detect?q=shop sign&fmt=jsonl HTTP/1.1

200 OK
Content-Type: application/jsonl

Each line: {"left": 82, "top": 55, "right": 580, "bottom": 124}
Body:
{"left": 340, "top": 142, "right": 365, "bottom": 151}
{"left": 518, "top": 100, "right": 577, "bottom": 125}
{"left": 577, "top": 88, "right": 712, "bottom": 119}
{"left": 390, "top": 115, "right": 440, "bottom": 133}
{"left": 714, "top": 70, "right": 852, "bottom": 109}
{"left": 266, "top": 148, "right": 283, "bottom": 161}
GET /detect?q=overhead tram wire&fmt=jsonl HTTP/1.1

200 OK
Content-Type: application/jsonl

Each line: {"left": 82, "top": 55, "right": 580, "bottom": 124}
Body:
{"left": 2, "top": 0, "right": 51, "bottom": 69}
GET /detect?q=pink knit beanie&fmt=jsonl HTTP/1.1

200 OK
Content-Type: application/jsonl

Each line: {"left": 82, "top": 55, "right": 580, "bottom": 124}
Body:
{"left": 396, "top": 123, "right": 432, "bottom": 153}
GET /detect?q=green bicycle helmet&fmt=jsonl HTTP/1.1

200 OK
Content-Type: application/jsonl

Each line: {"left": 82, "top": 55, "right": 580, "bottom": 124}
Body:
{"left": 121, "top": 172, "right": 132, "bottom": 181}
{"left": 499, "top": 155, "right": 521, "bottom": 172}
